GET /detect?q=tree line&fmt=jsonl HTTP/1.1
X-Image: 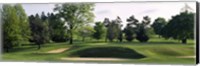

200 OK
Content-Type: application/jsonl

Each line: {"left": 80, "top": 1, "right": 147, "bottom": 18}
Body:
{"left": 2, "top": 3, "right": 194, "bottom": 52}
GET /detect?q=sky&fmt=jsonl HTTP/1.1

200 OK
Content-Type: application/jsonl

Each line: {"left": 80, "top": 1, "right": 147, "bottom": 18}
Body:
{"left": 21, "top": 2, "right": 196, "bottom": 28}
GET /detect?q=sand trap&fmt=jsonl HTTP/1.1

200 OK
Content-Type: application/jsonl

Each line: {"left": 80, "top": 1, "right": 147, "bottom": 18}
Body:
{"left": 60, "top": 57, "right": 129, "bottom": 61}
{"left": 176, "top": 56, "right": 196, "bottom": 58}
{"left": 46, "top": 48, "right": 69, "bottom": 53}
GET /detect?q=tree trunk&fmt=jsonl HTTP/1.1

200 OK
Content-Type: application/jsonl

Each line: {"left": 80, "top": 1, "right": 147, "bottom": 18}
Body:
{"left": 181, "top": 38, "right": 187, "bottom": 44}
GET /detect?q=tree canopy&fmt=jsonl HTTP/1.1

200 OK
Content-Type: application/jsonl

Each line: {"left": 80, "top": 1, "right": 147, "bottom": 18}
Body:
{"left": 2, "top": 4, "right": 32, "bottom": 52}
{"left": 54, "top": 3, "right": 95, "bottom": 44}
{"left": 151, "top": 17, "right": 167, "bottom": 37}
{"left": 93, "top": 22, "right": 106, "bottom": 40}
{"left": 161, "top": 11, "right": 194, "bottom": 44}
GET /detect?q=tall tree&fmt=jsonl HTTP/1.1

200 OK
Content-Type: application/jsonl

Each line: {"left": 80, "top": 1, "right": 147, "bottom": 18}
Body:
{"left": 48, "top": 13, "right": 68, "bottom": 42}
{"left": 29, "top": 14, "right": 49, "bottom": 49}
{"left": 41, "top": 12, "right": 47, "bottom": 21}
{"left": 103, "top": 17, "right": 122, "bottom": 42}
{"left": 127, "top": 15, "right": 151, "bottom": 42}
{"left": 151, "top": 17, "right": 167, "bottom": 37}
{"left": 161, "top": 11, "right": 194, "bottom": 44}
{"left": 103, "top": 18, "right": 110, "bottom": 42}
{"left": 106, "top": 20, "right": 120, "bottom": 42}
{"left": 123, "top": 24, "right": 135, "bottom": 42}
{"left": 93, "top": 22, "right": 106, "bottom": 40}
{"left": 115, "top": 16, "right": 123, "bottom": 42}
{"left": 40, "top": 12, "right": 50, "bottom": 43}
{"left": 14, "top": 4, "right": 31, "bottom": 43}
{"left": 125, "top": 15, "right": 138, "bottom": 42}
{"left": 135, "top": 16, "right": 151, "bottom": 42}
{"left": 54, "top": 3, "right": 95, "bottom": 44}
{"left": 2, "top": 4, "right": 22, "bottom": 52}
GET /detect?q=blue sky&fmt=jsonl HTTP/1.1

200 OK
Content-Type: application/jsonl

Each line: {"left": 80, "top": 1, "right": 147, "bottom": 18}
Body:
{"left": 21, "top": 2, "right": 196, "bottom": 28}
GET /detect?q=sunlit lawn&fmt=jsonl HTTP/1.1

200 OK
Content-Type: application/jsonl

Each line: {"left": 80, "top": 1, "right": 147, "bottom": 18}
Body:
{"left": 2, "top": 36, "right": 196, "bottom": 64}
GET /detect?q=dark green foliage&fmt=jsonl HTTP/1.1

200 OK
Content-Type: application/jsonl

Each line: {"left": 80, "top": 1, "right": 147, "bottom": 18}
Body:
{"left": 151, "top": 17, "right": 167, "bottom": 37}
{"left": 123, "top": 24, "right": 135, "bottom": 42}
{"left": 116, "top": 16, "right": 123, "bottom": 42}
{"left": 93, "top": 22, "right": 106, "bottom": 40}
{"left": 135, "top": 28, "right": 149, "bottom": 42}
{"left": 54, "top": 3, "right": 95, "bottom": 44}
{"left": 135, "top": 16, "right": 151, "bottom": 42}
{"left": 107, "top": 20, "right": 120, "bottom": 42}
{"left": 48, "top": 13, "right": 68, "bottom": 42}
{"left": 161, "top": 11, "right": 194, "bottom": 44}
{"left": 69, "top": 46, "right": 145, "bottom": 59}
{"left": 29, "top": 14, "right": 50, "bottom": 49}
{"left": 126, "top": 15, "right": 150, "bottom": 42}
{"left": 125, "top": 15, "right": 138, "bottom": 42}
{"left": 103, "top": 17, "right": 123, "bottom": 42}
{"left": 40, "top": 12, "right": 51, "bottom": 43}
{"left": 117, "top": 30, "right": 123, "bottom": 42}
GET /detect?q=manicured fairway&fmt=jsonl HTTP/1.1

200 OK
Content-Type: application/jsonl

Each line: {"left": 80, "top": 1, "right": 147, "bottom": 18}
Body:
{"left": 2, "top": 38, "right": 196, "bottom": 64}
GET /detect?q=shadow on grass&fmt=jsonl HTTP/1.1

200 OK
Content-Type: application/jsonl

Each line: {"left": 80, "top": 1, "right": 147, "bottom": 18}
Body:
{"left": 3, "top": 46, "right": 37, "bottom": 53}
{"left": 104, "top": 41, "right": 189, "bottom": 45}
{"left": 68, "top": 46, "right": 146, "bottom": 59}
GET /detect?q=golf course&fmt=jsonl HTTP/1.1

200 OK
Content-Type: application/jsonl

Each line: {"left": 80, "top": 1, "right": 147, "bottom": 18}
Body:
{"left": 1, "top": 2, "right": 196, "bottom": 65}
{"left": 2, "top": 36, "right": 196, "bottom": 64}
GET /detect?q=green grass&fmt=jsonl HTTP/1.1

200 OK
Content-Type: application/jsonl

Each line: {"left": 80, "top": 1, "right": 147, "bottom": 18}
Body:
{"left": 2, "top": 37, "right": 196, "bottom": 64}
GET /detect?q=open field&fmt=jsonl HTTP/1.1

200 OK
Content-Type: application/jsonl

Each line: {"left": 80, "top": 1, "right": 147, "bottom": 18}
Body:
{"left": 2, "top": 37, "right": 196, "bottom": 64}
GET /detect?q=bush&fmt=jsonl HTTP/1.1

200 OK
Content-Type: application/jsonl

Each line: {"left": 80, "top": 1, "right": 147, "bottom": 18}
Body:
{"left": 125, "top": 36, "right": 134, "bottom": 42}
{"left": 136, "top": 34, "right": 149, "bottom": 42}
{"left": 52, "top": 35, "right": 69, "bottom": 42}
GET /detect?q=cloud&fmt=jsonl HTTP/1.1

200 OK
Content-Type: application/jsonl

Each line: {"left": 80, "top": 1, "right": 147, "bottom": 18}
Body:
{"left": 96, "top": 10, "right": 110, "bottom": 14}
{"left": 138, "top": 9, "right": 157, "bottom": 15}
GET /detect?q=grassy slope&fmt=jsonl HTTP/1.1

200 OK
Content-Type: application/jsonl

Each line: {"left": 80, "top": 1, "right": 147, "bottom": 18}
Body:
{"left": 2, "top": 37, "right": 196, "bottom": 64}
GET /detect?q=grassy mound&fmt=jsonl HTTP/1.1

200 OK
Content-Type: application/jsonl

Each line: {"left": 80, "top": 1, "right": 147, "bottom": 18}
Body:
{"left": 69, "top": 46, "right": 146, "bottom": 59}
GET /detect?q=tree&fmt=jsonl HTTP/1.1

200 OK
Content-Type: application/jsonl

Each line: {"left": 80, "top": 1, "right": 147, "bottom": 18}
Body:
{"left": 48, "top": 13, "right": 68, "bottom": 42}
{"left": 125, "top": 15, "right": 138, "bottom": 42}
{"left": 29, "top": 14, "right": 50, "bottom": 49}
{"left": 41, "top": 12, "right": 47, "bottom": 21}
{"left": 126, "top": 15, "right": 150, "bottom": 42}
{"left": 103, "top": 18, "right": 110, "bottom": 42}
{"left": 78, "top": 25, "right": 95, "bottom": 41}
{"left": 14, "top": 4, "right": 31, "bottom": 43}
{"left": 103, "top": 17, "right": 122, "bottom": 42}
{"left": 135, "top": 16, "right": 151, "bottom": 42}
{"left": 115, "top": 16, "right": 123, "bottom": 42}
{"left": 2, "top": 4, "right": 22, "bottom": 52}
{"left": 161, "top": 11, "right": 194, "bottom": 44}
{"left": 93, "top": 22, "right": 106, "bottom": 40}
{"left": 40, "top": 12, "right": 51, "bottom": 43}
{"left": 151, "top": 17, "right": 167, "bottom": 37}
{"left": 123, "top": 24, "right": 135, "bottom": 42}
{"left": 54, "top": 3, "right": 95, "bottom": 44}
